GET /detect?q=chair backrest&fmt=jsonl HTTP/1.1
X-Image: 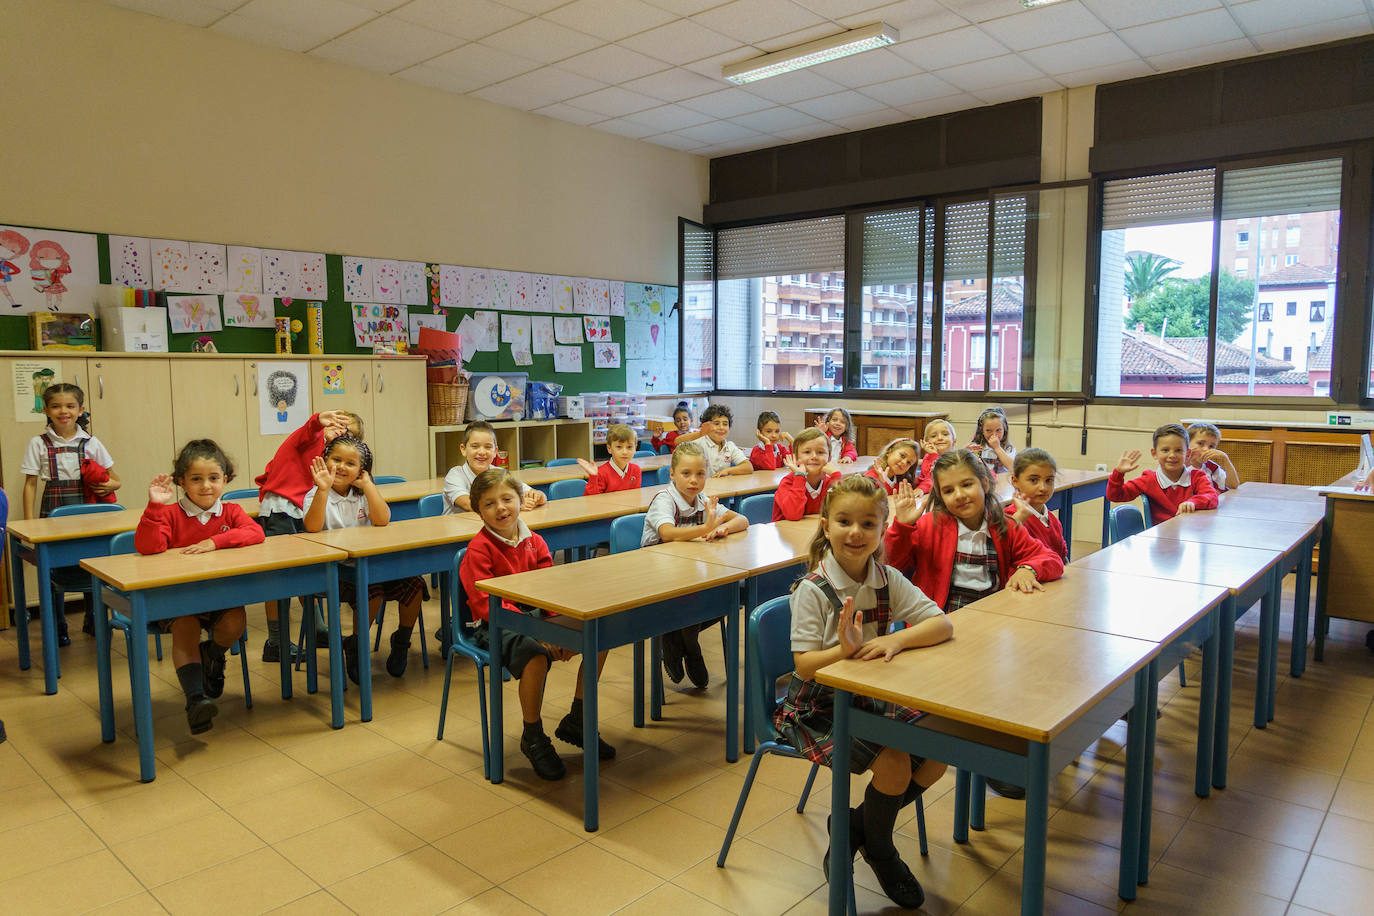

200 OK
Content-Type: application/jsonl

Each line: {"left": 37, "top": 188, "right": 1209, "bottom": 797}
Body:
{"left": 223, "top": 488, "right": 258, "bottom": 500}
{"left": 546, "top": 458, "right": 579, "bottom": 467}
{"left": 634, "top": 449, "right": 656, "bottom": 458}
{"left": 738, "top": 493, "right": 775, "bottom": 525}
{"left": 372, "top": 475, "right": 405, "bottom": 485}
{"left": 1139, "top": 494, "right": 1157, "bottom": 528}
{"left": 658, "top": 444, "right": 671, "bottom": 455}
{"left": 1109, "top": 504, "right": 1146, "bottom": 544}
{"left": 654, "top": 466, "right": 672, "bottom": 486}
{"left": 610, "top": 513, "right": 648, "bottom": 554}
{"left": 49, "top": 502, "right": 126, "bottom": 518}
{"left": 549, "top": 478, "right": 586, "bottom": 501}
{"left": 750, "top": 596, "right": 798, "bottom": 745}
{"left": 418, "top": 493, "right": 445, "bottom": 518}
{"left": 109, "top": 530, "right": 136, "bottom": 555}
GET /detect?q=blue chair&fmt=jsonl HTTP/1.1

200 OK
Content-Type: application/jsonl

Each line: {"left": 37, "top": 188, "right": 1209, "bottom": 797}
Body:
{"left": 634, "top": 449, "right": 656, "bottom": 458}
{"left": 549, "top": 479, "right": 587, "bottom": 501}
{"left": 372, "top": 476, "right": 405, "bottom": 485}
{"left": 657, "top": 444, "right": 671, "bottom": 455}
{"left": 418, "top": 493, "right": 444, "bottom": 518}
{"left": 48, "top": 503, "right": 127, "bottom": 646}
{"left": 738, "top": 494, "right": 775, "bottom": 525}
{"left": 437, "top": 548, "right": 511, "bottom": 778}
{"left": 223, "top": 488, "right": 258, "bottom": 500}
{"left": 546, "top": 458, "right": 579, "bottom": 467}
{"left": 654, "top": 466, "right": 672, "bottom": 486}
{"left": 717, "top": 596, "right": 928, "bottom": 876}
{"left": 1109, "top": 504, "right": 1187, "bottom": 687}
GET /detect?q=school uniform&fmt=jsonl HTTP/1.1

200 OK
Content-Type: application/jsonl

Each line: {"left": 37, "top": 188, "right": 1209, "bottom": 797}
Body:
{"left": 135, "top": 497, "right": 265, "bottom": 629}
{"left": 641, "top": 485, "right": 727, "bottom": 546}
{"left": 1197, "top": 459, "right": 1228, "bottom": 493}
{"left": 884, "top": 512, "right": 1063, "bottom": 610}
{"left": 915, "top": 451, "right": 940, "bottom": 494}
{"left": 864, "top": 465, "right": 904, "bottom": 495}
{"left": 698, "top": 436, "right": 749, "bottom": 476}
{"left": 582, "top": 459, "right": 641, "bottom": 495}
{"left": 772, "top": 470, "right": 840, "bottom": 521}
{"left": 442, "top": 462, "right": 533, "bottom": 514}
{"left": 774, "top": 555, "right": 942, "bottom": 773}
{"left": 303, "top": 487, "right": 425, "bottom": 610}
{"left": 1106, "top": 466, "right": 1219, "bottom": 526}
{"left": 651, "top": 429, "right": 682, "bottom": 453}
{"left": 254, "top": 412, "right": 331, "bottom": 536}
{"left": 825, "top": 432, "right": 858, "bottom": 464}
{"left": 973, "top": 442, "right": 1015, "bottom": 476}
{"left": 21, "top": 426, "right": 115, "bottom": 516}
{"left": 459, "top": 522, "right": 555, "bottom": 677}
{"left": 749, "top": 442, "right": 791, "bottom": 471}
{"left": 1004, "top": 502, "right": 1068, "bottom": 562}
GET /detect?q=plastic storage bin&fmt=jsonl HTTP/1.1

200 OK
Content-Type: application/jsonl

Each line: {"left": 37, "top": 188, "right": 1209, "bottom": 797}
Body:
{"left": 525, "top": 381, "right": 564, "bottom": 420}
{"left": 467, "top": 372, "right": 527, "bottom": 421}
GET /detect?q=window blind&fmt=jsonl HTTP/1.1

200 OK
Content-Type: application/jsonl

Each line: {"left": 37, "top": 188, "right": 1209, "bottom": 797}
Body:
{"left": 862, "top": 208, "right": 923, "bottom": 285}
{"left": 716, "top": 215, "right": 844, "bottom": 281}
{"left": 1101, "top": 168, "right": 1215, "bottom": 229}
{"left": 682, "top": 223, "right": 713, "bottom": 282}
{"left": 942, "top": 199, "right": 989, "bottom": 282}
{"left": 1220, "top": 158, "right": 1343, "bottom": 220}
{"left": 992, "top": 195, "right": 1028, "bottom": 277}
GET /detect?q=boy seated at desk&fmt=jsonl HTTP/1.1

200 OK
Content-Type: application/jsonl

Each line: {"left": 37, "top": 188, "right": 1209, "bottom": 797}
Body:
{"left": 1185, "top": 421, "right": 1240, "bottom": 493}
{"left": 443, "top": 420, "right": 546, "bottom": 514}
{"left": 577, "top": 424, "right": 642, "bottom": 494}
{"left": 1107, "top": 422, "right": 1219, "bottom": 525}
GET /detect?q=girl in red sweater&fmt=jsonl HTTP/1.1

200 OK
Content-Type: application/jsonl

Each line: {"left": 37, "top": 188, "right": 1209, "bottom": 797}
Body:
{"left": 750, "top": 410, "right": 793, "bottom": 470}
{"left": 1005, "top": 448, "right": 1068, "bottom": 562}
{"left": 135, "top": 440, "right": 265, "bottom": 735}
{"left": 773, "top": 428, "right": 841, "bottom": 521}
{"left": 576, "top": 424, "right": 642, "bottom": 494}
{"left": 914, "top": 419, "right": 956, "bottom": 494}
{"left": 814, "top": 407, "right": 858, "bottom": 464}
{"left": 459, "top": 469, "right": 613, "bottom": 781}
{"left": 865, "top": 438, "right": 920, "bottom": 495}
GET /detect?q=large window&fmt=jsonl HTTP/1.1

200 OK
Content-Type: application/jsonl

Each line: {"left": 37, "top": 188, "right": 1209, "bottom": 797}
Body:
{"left": 681, "top": 220, "right": 714, "bottom": 392}
{"left": 857, "top": 207, "right": 930, "bottom": 391}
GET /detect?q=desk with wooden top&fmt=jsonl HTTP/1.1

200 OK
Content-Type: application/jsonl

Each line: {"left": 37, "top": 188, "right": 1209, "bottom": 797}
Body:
{"left": 1071, "top": 536, "right": 1281, "bottom": 789}
{"left": 1314, "top": 475, "right": 1374, "bottom": 662}
{"left": 818, "top": 609, "right": 1160, "bottom": 915}
{"left": 297, "top": 515, "right": 483, "bottom": 723}
{"left": 479, "top": 549, "right": 750, "bottom": 831}
{"left": 1234, "top": 481, "right": 1325, "bottom": 502}
{"left": 82, "top": 537, "right": 348, "bottom": 781}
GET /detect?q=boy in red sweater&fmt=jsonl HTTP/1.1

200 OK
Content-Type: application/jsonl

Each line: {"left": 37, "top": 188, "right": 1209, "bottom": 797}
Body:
{"left": 253, "top": 409, "right": 361, "bottom": 661}
{"left": 1006, "top": 448, "right": 1068, "bottom": 562}
{"left": 459, "top": 468, "right": 613, "bottom": 781}
{"left": 773, "top": 427, "right": 840, "bottom": 521}
{"left": 136, "top": 440, "right": 265, "bottom": 734}
{"left": 652, "top": 404, "right": 692, "bottom": 454}
{"left": 1107, "top": 423, "right": 1219, "bottom": 526}
{"left": 750, "top": 410, "right": 793, "bottom": 470}
{"left": 577, "top": 424, "right": 642, "bottom": 494}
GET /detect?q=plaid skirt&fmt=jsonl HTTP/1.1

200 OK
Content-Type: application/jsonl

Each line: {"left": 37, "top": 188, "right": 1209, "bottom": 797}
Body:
{"left": 339, "top": 575, "right": 427, "bottom": 611}
{"left": 944, "top": 583, "right": 998, "bottom": 612}
{"left": 774, "top": 674, "right": 926, "bottom": 775}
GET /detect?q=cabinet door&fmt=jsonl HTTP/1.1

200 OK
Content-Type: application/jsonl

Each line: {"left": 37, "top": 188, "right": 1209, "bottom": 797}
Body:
{"left": 369, "top": 360, "right": 427, "bottom": 480}
{"left": 170, "top": 360, "right": 250, "bottom": 483}
{"left": 309, "top": 357, "right": 375, "bottom": 442}
{"left": 244, "top": 360, "right": 287, "bottom": 481}
{"left": 88, "top": 358, "right": 175, "bottom": 502}
{"left": 0, "top": 357, "right": 88, "bottom": 497}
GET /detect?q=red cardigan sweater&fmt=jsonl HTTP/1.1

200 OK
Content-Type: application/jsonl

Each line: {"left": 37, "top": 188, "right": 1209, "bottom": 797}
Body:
{"left": 772, "top": 471, "right": 840, "bottom": 521}
{"left": 1004, "top": 504, "right": 1068, "bottom": 562}
{"left": 651, "top": 429, "right": 682, "bottom": 453}
{"left": 583, "top": 460, "right": 641, "bottom": 495}
{"left": 884, "top": 512, "right": 1064, "bottom": 610}
{"left": 135, "top": 501, "right": 266, "bottom": 554}
{"left": 460, "top": 526, "right": 553, "bottom": 623}
{"left": 749, "top": 442, "right": 791, "bottom": 471}
{"left": 1106, "top": 468, "right": 1218, "bottom": 526}
{"left": 915, "top": 452, "right": 942, "bottom": 493}
{"left": 254, "top": 413, "right": 328, "bottom": 507}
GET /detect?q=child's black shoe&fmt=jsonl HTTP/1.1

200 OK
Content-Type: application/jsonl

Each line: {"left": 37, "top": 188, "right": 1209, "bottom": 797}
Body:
{"left": 986, "top": 777, "right": 1026, "bottom": 800}
{"left": 185, "top": 697, "right": 218, "bottom": 735}
{"left": 555, "top": 713, "right": 616, "bottom": 759}
{"left": 822, "top": 809, "right": 865, "bottom": 881}
{"left": 661, "top": 631, "right": 685, "bottom": 684}
{"left": 386, "top": 630, "right": 411, "bottom": 678}
{"left": 81, "top": 610, "right": 95, "bottom": 636}
{"left": 261, "top": 639, "right": 301, "bottom": 663}
{"left": 684, "top": 650, "right": 709, "bottom": 688}
{"left": 521, "top": 731, "right": 567, "bottom": 780}
{"left": 342, "top": 634, "right": 360, "bottom": 686}
{"left": 200, "top": 640, "right": 226, "bottom": 699}
{"left": 57, "top": 617, "right": 71, "bottom": 648}
{"left": 863, "top": 850, "right": 925, "bottom": 909}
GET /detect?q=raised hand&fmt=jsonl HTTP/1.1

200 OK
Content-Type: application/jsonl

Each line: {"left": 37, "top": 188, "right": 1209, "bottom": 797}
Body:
{"left": 575, "top": 457, "right": 598, "bottom": 476}
{"left": 310, "top": 456, "right": 335, "bottom": 492}
{"left": 892, "top": 480, "right": 923, "bottom": 526}
{"left": 522, "top": 488, "right": 545, "bottom": 510}
{"left": 813, "top": 415, "right": 827, "bottom": 431}
{"left": 356, "top": 469, "right": 373, "bottom": 488}
{"left": 781, "top": 430, "right": 794, "bottom": 444}
{"left": 918, "top": 438, "right": 936, "bottom": 455}
{"left": 318, "top": 410, "right": 352, "bottom": 433}
{"left": 1010, "top": 494, "right": 1033, "bottom": 523}
{"left": 838, "top": 596, "right": 864, "bottom": 658}
{"left": 1115, "top": 449, "right": 1142, "bottom": 475}
{"left": 783, "top": 453, "right": 801, "bottom": 473}
{"left": 756, "top": 429, "right": 769, "bottom": 445}
{"left": 872, "top": 462, "right": 890, "bottom": 483}
{"left": 148, "top": 474, "right": 177, "bottom": 505}
{"left": 704, "top": 496, "right": 719, "bottom": 521}
{"left": 822, "top": 461, "right": 839, "bottom": 476}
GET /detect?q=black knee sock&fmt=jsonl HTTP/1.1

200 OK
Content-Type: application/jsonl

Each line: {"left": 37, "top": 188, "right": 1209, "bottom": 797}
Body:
{"left": 394, "top": 623, "right": 414, "bottom": 641}
{"left": 900, "top": 781, "right": 926, "bottom": 809}
{"left": 266, "top": 619, "right": 281, "bottom": 642}
{"left": 522, "top": 719, "right": 545, "bottom": 740}
{"left": 862, "top": 783, "right": 905, "bottom": 861}
{"left": 679, "top": 625, "right": 701, "bottom": 653}
{"left": 568, "top": 696, "right": 583, "bottom": 721}
{"left": 176, "top": 663, "right": 205, "bottom": 701}
{"left": 206, "top": 639, "right": 229, "bottom": 658}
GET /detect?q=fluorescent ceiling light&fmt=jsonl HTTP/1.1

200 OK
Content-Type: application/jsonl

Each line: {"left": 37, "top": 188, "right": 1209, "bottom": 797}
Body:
{"left": 1021, "top": 0, "right": 1070, "bottom": 7}
{"left": 722, "top": 23, "right": 898, "bottom": 84}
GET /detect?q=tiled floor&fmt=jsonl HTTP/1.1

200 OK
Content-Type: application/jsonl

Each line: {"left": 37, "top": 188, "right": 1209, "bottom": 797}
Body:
{"left": 2, "top": 547, "right": 1373, "bottom": 915}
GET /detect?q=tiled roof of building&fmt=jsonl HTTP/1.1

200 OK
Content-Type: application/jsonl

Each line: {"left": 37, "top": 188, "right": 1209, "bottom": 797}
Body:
{"left": 1164, "top": 336, "right": 1294, "bottom": 374}
{"left": 1213, "top": 370, "right": 1311, "bottom": 386}
{"left": 943, "top": 286, "right": 1023, "bottom": 320}
{"left": 1308, "top": 322, "right": 1335, "bottom": 371}
{"left": 1120, "top": 329, "right": 1298, "bottom": 381}
{"left": 1120, "top": 330, "right": 1206, "bottom": 378}
{"left": 1257, "top": 264, "right": 1336, "bottom": 287}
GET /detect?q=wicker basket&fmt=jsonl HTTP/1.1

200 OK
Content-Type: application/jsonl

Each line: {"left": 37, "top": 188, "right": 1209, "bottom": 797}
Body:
{"left": 427, "top": 379, "right": 470, "bottom": 426}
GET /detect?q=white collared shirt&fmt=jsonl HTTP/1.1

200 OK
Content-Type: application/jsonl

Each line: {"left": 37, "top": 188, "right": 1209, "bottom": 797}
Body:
{"left": 21, "top": 427, "right": 114, "bottom": 481}
{"left": 1023, "top": 502, "right": 1050, "bottom": 525}
{"left": 641, "top": 484, "right": 725, "bottom": 546}
{"left": 951, "top": 518, "right": 993, "bottom": 590}
{"left": 302, "top": 486, "right": 371, "bottom": 529}
{"left": 789, "top": 553, "right": 943, "bottom": 652}
{"left": 443, "top": 462, "right": 531, "bottom": 514}
{"left": 977, "top": 443, "right": 1015, "bottom": 474}
{"left": 1154, "top": 467, "right": 1190, "bottom": 490}
{"left": 606, "top": 459, "right": 633, "bottom": 479}
{"left": 699, "top": 437, "right": 748, "bottom": 476}
{"left": 178, "top": 495, "right": 224, "bottom": 526}
{"left": 486, "top": 519, "right": 534, "bottom": 548}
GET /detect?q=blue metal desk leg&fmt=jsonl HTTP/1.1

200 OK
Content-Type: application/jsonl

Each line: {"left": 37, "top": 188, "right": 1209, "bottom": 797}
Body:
{"left": 129, "top": 593, "right": 156, "bottom": 782}
{"left": 9, "top": 533, "right": 30, "bottom": 671}
{"left": 1194, "top": 609, "right": 1218, "bottom": 798}
{"left": 326, "top": 566, "right": 344, "bottom": 729}
{"left": 953, "top": 769, "right": 971, "bottom": 844}
{"left": 278, "top": 599, "right": 293, "bottom": 699}
{"left": 828, "top": 691, "right": 852, "bottom": 916}
{"left": 743, "top": 579, "right": 757, "bottom": 755}
{"left": 1057, "top": 496, "right": 1073, "bottom": 559}
{"left": 649, "top": 635, "right": 664, "bottom": 720}
{"left": 488, "top": 596, "right": 505, "bottom": 784}
{"left": 1021, "top": 742, "right": 1051, "bottom": 916}
{"left": 1266, "top": 566, "right": 1281, "bottom": 722}
{"left": 93, "top": 581, "right": 115, "bottom": 742}
{"left": 632, "top": 641, "right": 645, "bottom": 728}
{"left": 582, "top": 620, "right": 601, "bottom": 832}
{"left": 356, "top": 559, "right": 374, "bottom": 722}
{"left": 726, "top": 593, "right": 739, "bottom": 763}
{"left": 36, "top": 544, "right": 60, "bottom": 693}
{"left": 970, "top": 774, "right": 987, "bottom": 831}
{"left": 1119, "top": 668, "right": 1149, "bottom": 899}
{"left": 1101, "top": 494, "right": 1111, "bottom": 549}
{"left": 1291, "top": 536, "right": 1313, "bottom": 677}
{"left": 1213, "top": 595, "right": 1236, "bottom": 789}
{"left": 1138, "top": 663, "right": 1159, "bottom": 885}
{"left": 1254, "top": 579, "right": 1274, "bottom": 730}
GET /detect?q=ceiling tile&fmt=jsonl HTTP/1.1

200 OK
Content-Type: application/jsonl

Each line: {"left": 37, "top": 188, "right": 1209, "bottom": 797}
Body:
{"left": 644, "top": 131, "right": 711, "bottom": 151}
{"left": 769, "top": 122, "right": 835, "bottom": 140}
{"left": 310, "top": 15, "right": 463, "bottom": 73}
{"left": 620, "top": 67, "right": 726, "bottom": 101}
{"left": 941, "top": 0, "right": 1048, "bottom": 22}
{"left": 621, "top": 18, "right": 745, "bottom": 65}
{"left": 792, "top": 0, "right": 893, "bottom": 20}
{"left": 978, "top": 3, "right": 1109, "bottom": 52}
{"left": 682, "top": 47, "right": 757, "bottom": 78}
{"left": 497, "top": 0, "right": 569, "bottom": 13}
{"left": 810, "top": 47, "right": 915, "bottom": 87}
{"left": 790, "top": 88, "right": 889, "bottom": 119}
{"left": 838, "top": 0, "right": 962, "bottom": 35}
{"left": 593, "top": 116, "right": 662, "bottom": 139}
{"left": 890, "top": 26, "right": 1007, "bottom": 70}
{"left": 1146, "top": 36, "right": 1257, "bottom": 72}
{"left": 106, "top": 0, "right": 238, "bottom": 27}
{"left": 629, "top": 103, "right": 717, "bottom": 131}
{"left": 566, "top": 85, "right": 664, "bottom": 116}
{"left": 679, "top": 86, "right": 776, "bottom": 117}
{"left": 643, "top": 0, "right": 726, "bottom": 16}
{"left": 753, "top": 23, "right": 843, "bottom": 53}
{"left": 861, "top": 71, "right": 958, "bottom": 106}
{"left": 473, "top": 66, "right": 609, "bottom": 109}
{"left": 213, "top": 0, "right": 377, "bottom": 52}
{"left": 933, "top": 53, "right": 1045, "bottom": 92}
{"left": 1021, "top": 32, "right": 1139, "bottom": 75}
{"left": 1251, "top": 14, "right": 1374, "bottom": 53}
{"left": 691, "top": 0, "right": 827, "bottom": 45}
{"left": 970, "top": 76, "right": 1063, "bottom": 104}
{"left": 1080, "top": 0, "right": 1223, "bottom": 31}
{"left": 831, "top": 106, "right": 911, "bottom": 130}
{"left": 737, "top": 68, "right": 846, "bottom": 103}
{"left": 897, "top": 92, "right": 983, "bottom": 119}
{"left": 545, "top": 0, "right": 678, "bottom": 41}
{"left": 482, "top": 17, "right": 603, "bottom": 64}
{"left": 1118, "top": 9, "right": 1245, "bottom": 57}
{"left": 1051, "top": 59, "right": 1154, "bottom": 88}
{"left": 533, "top": 101, "right": 607, "bottom": 125}
{"left": 389, "top": 0, "right": 526, "bottom": 41}
{"left": 558, "top": 44, "right": 670, "bottom": 82}
{"left": 421, "top": 42, "right": 541, "bottom": 84}
{"left": 397, "top": 61, "right": 492, "bottom": 94}
{"left": 1229, "top": 0, "right": 1368, "bottom": 35}
{"left": 675, "top": 119, "right": 768, "bottom": 143}
{"left": 727, "top": 105, "right": 825, "bottom": 132}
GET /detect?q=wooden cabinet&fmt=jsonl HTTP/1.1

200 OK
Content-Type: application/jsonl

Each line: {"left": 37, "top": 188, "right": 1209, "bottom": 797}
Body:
{"left": 170, "top": 360, "right": 251, "bottom": 482}
{"left": 1190, "top": 420, "right": 1371, "bottom": 485}
{"left": 370, "top": 359, "right": 427, "bottom": 481}
{"left": 87, "top": 357, "right": 175, "bottom": 503}
{"left": 0, "top": 356, "right": 90, "bottom": 499}
{"left": 308, "top": 358, "right": 375, "bottom": 448}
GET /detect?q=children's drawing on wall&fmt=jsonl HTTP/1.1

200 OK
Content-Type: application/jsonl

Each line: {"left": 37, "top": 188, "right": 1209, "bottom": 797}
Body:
{"left": 110, "top": 235, "right": 151, "bottom": 288}
{"left": 582, "top": 315, "right": 611, "bottom": 341}
{"left": 190, "top": 242, "right": 227, "bottom": 294}
{"left": 166, "top": 294, "right": 223, "bottom": 334}
{"left": 593, "top": 342, "right": 620, "bottom": 369}
{"left": 222, "top": 291, "right": 275, "bottom": 328}
{"left": 553, "top": 277, "right": 575, "bottom": 314}
{"left": 150, "top": 239, "right": 192, "bottom": 291}
{"left": 13, "top": 362, "right": 58, "bottom": 422}
{"left": 30, "top": 240, "right": 73, "bottom": 310}
{"left": 262, "top": 250, "right": 294, "bottom": 297}
{"left": 532, "top": 273, "right": 553, "bottom": 312}
{"left": 373, "top": 259, "right": 401, "bottom": 303}
{"left": 400, "top": 261, "right": 426, "bottom": 306}
{"left": 322, "top": 362, "right": 345, "bottom": 395}
{"left": 0, "top": 228, "right": 28, "bottom": 307}
{"left": 343, "top": 256, "right": 373, "bottom": 301}
{"left": 295, "top": 252, "right": 327, "bottom": 299}
{"left": 227, "top": 246, "right": 261, "bottom": 292}
{"left": 0, "top": 226, "right": 98, "bottom": 312}
{"left": 440, "top": 264, "right": 464, "bottom": 308}
{"left": 610, "top": 282, "right": 625, "bottom": 317}
{"left": 510, "top": 272, "right": 531, "bottom": 311}
{"left": 259, "top": 361, "right": 310, "bottom": 435}
{"left": 408, "top": 311, "right": 446, "bottom": 345}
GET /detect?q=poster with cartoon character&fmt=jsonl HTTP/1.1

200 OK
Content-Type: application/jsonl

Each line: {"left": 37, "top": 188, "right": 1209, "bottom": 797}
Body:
{"left": 13, "top": 361, "right": 59, "bottom": 423}
{"left": 258, "top": 360, "right": 310, "bottom": 435}
{"left": 0, "top": 226, "right": 99, "bottom": 313}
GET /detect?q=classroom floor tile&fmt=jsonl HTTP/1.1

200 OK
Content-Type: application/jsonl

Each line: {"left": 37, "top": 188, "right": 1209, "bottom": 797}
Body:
{"left": 2, "top": 571, "right": 1372, "bottom": 915}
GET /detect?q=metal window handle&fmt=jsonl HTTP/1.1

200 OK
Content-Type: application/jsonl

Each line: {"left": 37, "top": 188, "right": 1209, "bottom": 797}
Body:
{"left": 234, "top": 373, "right": 240, "bottom": 396}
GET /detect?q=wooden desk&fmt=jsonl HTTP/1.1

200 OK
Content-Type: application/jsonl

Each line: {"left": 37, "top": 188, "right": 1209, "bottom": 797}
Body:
{"left": 1213, "top": 495, "right": 1326, "bottom": 525}
{"left": 297, "top": 516, "right": 483, "bottom": 721}
{"left": 1314, "top": 482, "right": 1374, "bottom": 663}
{"left": 1234, "top": 481, "right": 1325, "bottom": 502}
{"left": 82, "top": 536, "right": 348, "bottom": 781}
{"left": 817, "top": 609, "right": 1158, "bottom": 914}
{"left": 479, "top": 550, "right": 750, "bottom": 831}
{"left": 802, "top": 409, "right": 948, "bottom": 456}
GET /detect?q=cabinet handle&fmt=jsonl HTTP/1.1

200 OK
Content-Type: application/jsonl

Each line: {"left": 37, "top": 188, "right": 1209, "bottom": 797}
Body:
{"left": 98, "top": 375, "right": 104, "bottom": 399}
{"left": 234, "top": 373, "right": 240, "bottom": 396}
{"left": 363, "top": 372, "right": 369, "bottom": 394}
{"left": 377, "top": 370, "right": 383, "bottom": 394}
{"left": 251, "top": 370, "right": 257, "bottom": 396}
